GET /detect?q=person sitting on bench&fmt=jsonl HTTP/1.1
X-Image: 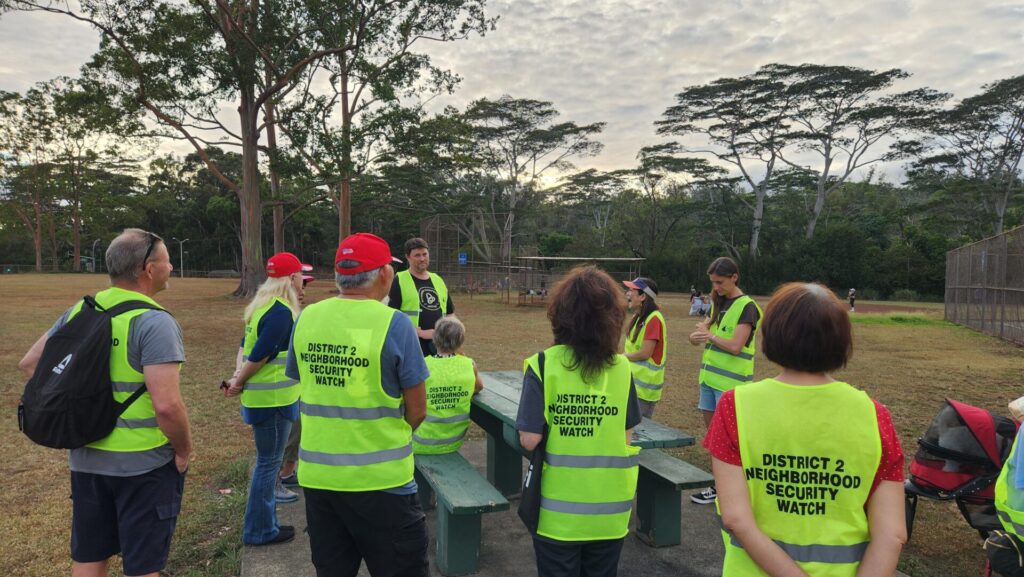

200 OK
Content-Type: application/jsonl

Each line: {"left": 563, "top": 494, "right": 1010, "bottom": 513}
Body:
{"left": 413, "top": 316, "right": 483, "bottom": 454}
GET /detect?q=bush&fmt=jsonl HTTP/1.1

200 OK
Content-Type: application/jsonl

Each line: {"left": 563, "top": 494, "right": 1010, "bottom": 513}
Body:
{"left": 891, "top": 289, "right": 919, "bottom": 302}
{"left": 859, "top": 288, "right": 880, "bottom": 301}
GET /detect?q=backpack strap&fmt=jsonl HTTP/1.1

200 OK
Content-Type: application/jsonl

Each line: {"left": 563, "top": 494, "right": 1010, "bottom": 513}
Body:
{"left": 86, "top": 296, "right": 173, "bottom": 415}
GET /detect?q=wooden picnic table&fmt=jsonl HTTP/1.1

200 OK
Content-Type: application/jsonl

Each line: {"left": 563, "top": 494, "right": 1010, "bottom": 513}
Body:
{"left": 471, "top": 370, "right": 696, "bottom": 496}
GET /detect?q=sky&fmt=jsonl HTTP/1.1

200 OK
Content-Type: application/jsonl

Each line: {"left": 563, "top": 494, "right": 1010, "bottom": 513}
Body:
{"left": 1, "top": 0, "right": 1022, "bottom": 180}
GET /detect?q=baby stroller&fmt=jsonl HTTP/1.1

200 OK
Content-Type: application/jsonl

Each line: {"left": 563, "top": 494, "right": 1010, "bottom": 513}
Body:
{"left": 905, "top": 399, "right": 1019, "bottom": 541}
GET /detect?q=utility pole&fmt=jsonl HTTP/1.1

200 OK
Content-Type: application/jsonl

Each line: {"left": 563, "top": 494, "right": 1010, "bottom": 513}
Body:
{"left": 172, "top": 237, "right": 190, "bottom": 278}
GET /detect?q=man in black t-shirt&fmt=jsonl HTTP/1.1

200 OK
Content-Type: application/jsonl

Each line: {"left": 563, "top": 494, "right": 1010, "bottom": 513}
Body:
{"left": 388, "top": 237, "right": 455, "bottom": 356}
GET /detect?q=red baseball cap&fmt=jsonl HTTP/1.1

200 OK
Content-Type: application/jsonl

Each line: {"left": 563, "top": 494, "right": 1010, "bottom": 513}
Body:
{"left": 335, "top": 233, "right": 402, "bottom": 274}
{"left": 266, "top": 252, "right": 310, "bottom": 278}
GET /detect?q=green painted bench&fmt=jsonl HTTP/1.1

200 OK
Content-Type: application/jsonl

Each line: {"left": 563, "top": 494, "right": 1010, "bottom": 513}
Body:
{"left": 414, "top": 453, "right": 510, "bottom": 576}
{"left": 635, "top": 448, "right": 715, "bottom": 547}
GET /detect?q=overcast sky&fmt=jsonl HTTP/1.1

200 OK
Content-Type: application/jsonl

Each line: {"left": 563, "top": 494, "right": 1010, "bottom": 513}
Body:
{"left": 1, "top": 0, "right": 1021, "bottom": 179}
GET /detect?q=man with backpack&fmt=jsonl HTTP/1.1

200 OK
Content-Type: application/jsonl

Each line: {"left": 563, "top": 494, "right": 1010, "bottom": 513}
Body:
{"left": 18, "top": 228, "right": 192, "bottom": 577}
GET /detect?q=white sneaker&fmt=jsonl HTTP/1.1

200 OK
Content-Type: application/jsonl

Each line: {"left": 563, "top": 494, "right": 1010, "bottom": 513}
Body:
{"left": 690, "top": 486, "right": 717, "bottom": 504}
{"left": 275, "top": 479, "right": 299, "bottom": 503}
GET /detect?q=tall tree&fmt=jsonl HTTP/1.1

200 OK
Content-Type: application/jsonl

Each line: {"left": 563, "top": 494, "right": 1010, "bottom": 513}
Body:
{"left": 277, "top": 0, "right": 494, "bottom": 241}
{"left": 657, "top": 67, "right": 798, "bottom": 257}
{"left": 914, "top": 74, "right": 1024, "bottom": 235}
{"left": 769, "top": 64, "right": 946, "bottom": 239}
{"left": 7, "top": 0, "right": 365, "bottom": 296}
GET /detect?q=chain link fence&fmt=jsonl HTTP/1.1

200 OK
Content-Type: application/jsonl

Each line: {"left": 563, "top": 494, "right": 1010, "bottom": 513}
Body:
{"left": 945, "top": 225, "right": 1024, "bottom": 345}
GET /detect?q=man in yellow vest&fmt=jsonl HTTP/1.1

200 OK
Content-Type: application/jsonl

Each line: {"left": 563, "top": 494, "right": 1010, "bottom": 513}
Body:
{"left": 286, "top": 232, "right": 429, "bottom": 577}
{"left": 18, "top": 228, "right": 192, "bottom": 577}
{"left": 388, "top": 237, "right": 454, "bottom": 356}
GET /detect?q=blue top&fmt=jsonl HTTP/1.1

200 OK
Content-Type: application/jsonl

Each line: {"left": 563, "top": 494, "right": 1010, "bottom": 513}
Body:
{"left": 285, "top": 301, "right": 430, "bottom": 495}
{"left": 241, "top": 300, "right": 298, "bottom": 425}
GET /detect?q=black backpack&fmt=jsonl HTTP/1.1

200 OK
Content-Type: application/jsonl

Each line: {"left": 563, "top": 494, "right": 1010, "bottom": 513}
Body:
{"left": 18, "top": 295, "right": 163, "bottom": 449}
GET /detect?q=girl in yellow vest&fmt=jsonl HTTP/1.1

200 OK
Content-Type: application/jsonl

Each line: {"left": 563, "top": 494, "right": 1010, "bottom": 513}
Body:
{"left": 412, "top": 316, "right": 483, "bottom": 454}
{"left": 689, "top": 256, "right": 762, "bottom": 505}
{"left": 517, "top": 265, "right": 643, "bottom": 577}
{"left": 707, "top": 283, "right": 906, "bottom": 577}
{"left": 223, "top": 252, "right": 307, "bottom": 546}
{"left": 623, "top": 276, "right": 667, "bottom": 418}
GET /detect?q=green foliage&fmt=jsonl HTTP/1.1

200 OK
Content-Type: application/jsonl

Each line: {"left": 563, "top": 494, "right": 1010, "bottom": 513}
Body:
{"left": 891, "top": 289, "right": 920, "bottom": 302}
{"left": 849, "top": 312, "right": 945, "bottom": 326}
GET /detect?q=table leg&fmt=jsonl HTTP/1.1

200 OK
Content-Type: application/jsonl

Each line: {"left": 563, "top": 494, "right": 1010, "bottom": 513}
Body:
{"left": 635, "top": 467, "right": 681, "bottom": 547}
{"left": 487, "top": 434, "right": 522, "bottom": 498}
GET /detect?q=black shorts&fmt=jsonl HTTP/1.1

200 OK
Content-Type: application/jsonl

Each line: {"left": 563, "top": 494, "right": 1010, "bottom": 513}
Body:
{"left": 304, "top": 488, "right": 428, "bottom": 577}
{"left": 70, "top": 460, "right": 185, "bottom": 575}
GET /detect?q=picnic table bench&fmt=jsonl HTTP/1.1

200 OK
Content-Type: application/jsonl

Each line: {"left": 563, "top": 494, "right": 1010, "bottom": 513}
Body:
{"left": 414, "top": 453, "right": 510, "bottom": 576}
{"left": 473, "top": 370, "right": 711, "bottom": 547}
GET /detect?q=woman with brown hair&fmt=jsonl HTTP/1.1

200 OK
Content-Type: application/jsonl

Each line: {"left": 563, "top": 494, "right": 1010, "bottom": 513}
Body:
{"left": 516, "top": 265, "right": 643, "bottom": 577}
{"left": 707, "top": 283, "right": 906, "bottom": 577}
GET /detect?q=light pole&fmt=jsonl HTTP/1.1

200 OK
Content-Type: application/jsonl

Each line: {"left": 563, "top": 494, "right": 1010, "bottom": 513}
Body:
{"left": 171, "top": 237, "right": 190, "bottom": 278}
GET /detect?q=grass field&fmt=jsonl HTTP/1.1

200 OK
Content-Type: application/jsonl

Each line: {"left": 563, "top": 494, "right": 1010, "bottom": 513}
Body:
{"left": 1, "top": 275, "right": 1021, "bottom": 577}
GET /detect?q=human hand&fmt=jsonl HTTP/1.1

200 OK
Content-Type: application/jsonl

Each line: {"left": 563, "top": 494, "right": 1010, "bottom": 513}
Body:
{"left": 417, "top": 328, "right": 435, "bottom": 341}
{"left": 223, "top": 377, "right": 243, "bottom": 397}
{"left": 175, "top": 452, "right": 191, "bottom": 474}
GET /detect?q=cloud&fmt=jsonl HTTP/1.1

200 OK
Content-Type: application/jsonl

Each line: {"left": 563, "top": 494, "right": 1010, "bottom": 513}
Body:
{"left": 0, "top": 0, "right": 1020, "bottom": 178}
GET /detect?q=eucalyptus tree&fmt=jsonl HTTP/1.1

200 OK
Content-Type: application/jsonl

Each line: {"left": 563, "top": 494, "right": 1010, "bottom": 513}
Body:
{"left": 277, "top": 0, "right": 495, "bottom": 241}
{"left": 5, "top": 0, "right": 372, "bottom": 295}
{"left": 914, "top": 74, "right": 1024, "bottom": 235}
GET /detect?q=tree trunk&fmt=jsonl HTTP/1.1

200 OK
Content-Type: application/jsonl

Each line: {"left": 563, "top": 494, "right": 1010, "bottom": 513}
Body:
{"left": 72, "top": 158, "right": 82, "bottom": 272}
{"left": 340, "top": 174, "right": 351, "bottom": 238}
{"left": 272, "top": 203, "right": 285, "bottom": 254}
{"left": 805, "top": 180, "right": 827, "bottom": 239}
{"left": 749, "top": 185, "right": 765, "bottom": 258}
{"left": 264, "top": 94, "right": 285, "bottom": 254}
{"left": 234, "top": 94, "right": 264, "bottom": 298}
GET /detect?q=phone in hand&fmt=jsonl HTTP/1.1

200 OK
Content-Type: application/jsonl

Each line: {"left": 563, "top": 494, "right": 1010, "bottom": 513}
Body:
{"left": 219, "top": 380, "right": 230, "bottom": 392}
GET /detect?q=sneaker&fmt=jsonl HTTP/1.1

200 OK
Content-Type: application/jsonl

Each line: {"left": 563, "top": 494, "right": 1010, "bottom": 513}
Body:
{"left": 275, "top": 480, "right": 299, "bottom": 503}
{"left": 279, "top": 472, "right": 299, "bottom": 487}
{"left": 252, "top": 525, "right": 295, "bottom": 546}
{"left": 690, "top": 486, "right": 717, "bottom": 504}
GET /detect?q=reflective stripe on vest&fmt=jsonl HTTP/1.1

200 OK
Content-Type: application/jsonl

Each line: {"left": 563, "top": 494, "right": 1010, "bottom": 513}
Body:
{"left": 531, "top": 345, "right": 640, "bottom": 542}
{"left": 72, "top": 287, "right": 171, "bottom": 456}
{"left": 625, "top": 309, "right": 667, "bottom": 403}
{"left": 412, "top": 354, "right": 476, "bottom": 455}
{"left": 699, "top": 295, "right": 760, "bottom": 392}
{"left": 241, "top": 297, "right": 300, "bottom": 408}
{"left": 396, "top": 270, "right": 449, "bottom": 328}
{"left": 295, "top": 298, "right": 414, "bottom": 492}
{"left": 995, "top": 432, "right": 1024, "bottom": 540}
{"left": 723, "top": 379, "right": 880, "bottom": 577}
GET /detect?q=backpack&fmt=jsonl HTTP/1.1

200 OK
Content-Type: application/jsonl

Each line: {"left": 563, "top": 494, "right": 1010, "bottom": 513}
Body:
{"left": 18, "top": 295, "right": 164, "bottom": 449}
{"left": 986, "top": 530, "right": 1024, "bottom": 577}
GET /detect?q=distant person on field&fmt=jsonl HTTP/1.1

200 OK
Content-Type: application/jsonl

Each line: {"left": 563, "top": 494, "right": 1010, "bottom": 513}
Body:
{"left": 389, "top": 237, "right": 455, "bottom": 356}
{"left": 688, "top": 256, "right": 761, "bottom": 505}
{"left": 849, "top": 287, "right": 857, "bottom": 312}
{"left": 287, "top": 233, "right": 429, "bottom": 577}
{"left": 623, "top": 276, "right": 668, "bottom": 417}
{"left": 18, "top": 228, "right": 192, "bottom": 577}
{"left": 517, "top": 265, "right": 642, "bottom": 577}
{"left": 689, "top": 289, "right": 703, "bottom": 316}
{"left": 708, "top": 283, "right": 906, "bottom": 576}
{"left": 412, "top": 316, "right": 483, "bottom": 454}
{"left": 223, "top": 252, "right": 309, "bottom": 545}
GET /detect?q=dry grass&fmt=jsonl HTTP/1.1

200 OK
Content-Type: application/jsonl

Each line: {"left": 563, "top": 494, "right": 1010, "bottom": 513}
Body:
{"left": 1, "top": 277, "right": 1021, "bottom": 576}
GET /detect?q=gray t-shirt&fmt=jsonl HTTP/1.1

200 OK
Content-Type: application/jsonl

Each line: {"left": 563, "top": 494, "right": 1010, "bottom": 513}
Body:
{"left": 49, "top": 302, "right": 185, "bottom": 476}
{"left": 286, "top": 301, "right": 429, "bottom": 495}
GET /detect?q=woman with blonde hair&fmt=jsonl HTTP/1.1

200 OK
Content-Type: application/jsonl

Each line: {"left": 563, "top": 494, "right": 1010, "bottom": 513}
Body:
{"left": 708, "top": 283, "right": 906, "bottom": 576}
{"left": 223, "top": 252, "right": 308, "bottom": 546}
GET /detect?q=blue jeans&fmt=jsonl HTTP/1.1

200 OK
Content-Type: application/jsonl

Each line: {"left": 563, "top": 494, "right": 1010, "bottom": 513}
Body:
{"left": 243, "top": 412, "right": 292, "bottom": 544}
{"left": 697, "top": 383, "right": 725, "bottom": 412}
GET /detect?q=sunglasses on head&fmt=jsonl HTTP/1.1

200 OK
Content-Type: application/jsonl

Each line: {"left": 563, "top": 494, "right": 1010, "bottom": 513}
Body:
{"left": 141, "top": 233, "right": 159, "bottom": 267}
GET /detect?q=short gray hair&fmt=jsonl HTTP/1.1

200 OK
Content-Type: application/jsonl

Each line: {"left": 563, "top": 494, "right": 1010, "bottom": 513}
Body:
{"left": 433, "top": 316, "right": 465, "bottom": 354}
{"left": 106, "top": 228, "right": 162, "bottom": 281}
{"left": 335, "top": 262, "right": 382, "bottom": 290}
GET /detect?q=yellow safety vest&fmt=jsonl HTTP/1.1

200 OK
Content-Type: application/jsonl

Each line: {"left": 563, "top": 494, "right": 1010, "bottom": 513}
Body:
{"left": 240, "top": 297, "right": 299, "bottom": 408}
{"left": 396, "top": 270, "right": 449, "bottom": 328}
{"left": 294, "top": 298, "right": 414, "bottom": 492}
{"left": 995, "top": 431, "right": 1024, "bottom": 540}
{"left": 724, "top": 379, "right": 880, "bottom": 577}
{"left": 699, "top": 295, "right": 761, "bottom": 392}
{"left": 625, "top": 309, "right": 667, "bottom": 403}
{"left": 68, "top": 287, "right": 170, "bottom": 454}
{"left": 412, "top": 355, "right": 476, "bottom": 455}
{"left": 527, "top": 345, "right": 640, "bottom": 542}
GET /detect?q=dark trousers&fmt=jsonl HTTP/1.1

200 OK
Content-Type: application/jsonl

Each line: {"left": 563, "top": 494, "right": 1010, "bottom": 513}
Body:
{"left": 304, "top": 488, "right": 428, "bottom": 577}
{"left": 532, "top": 536, "right": 625, "bottom": 577}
